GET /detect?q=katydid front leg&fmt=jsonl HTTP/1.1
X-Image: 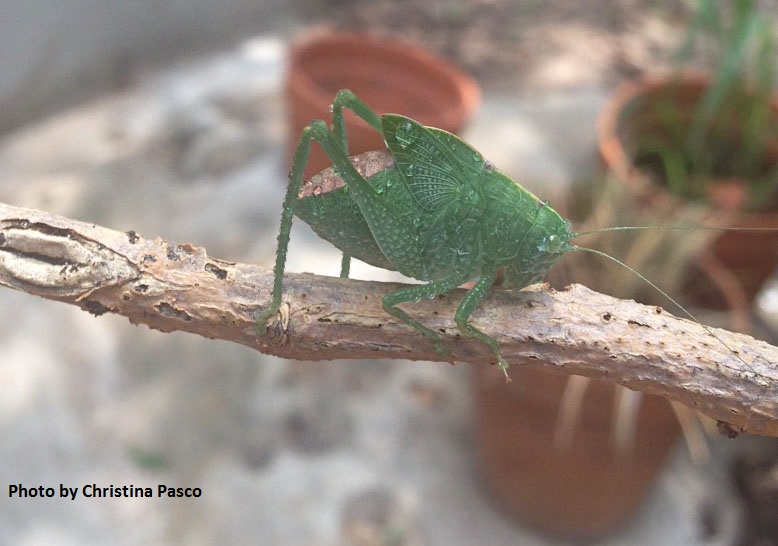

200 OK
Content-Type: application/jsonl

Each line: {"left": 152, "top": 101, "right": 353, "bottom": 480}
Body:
{"left": 453, "top": 269, "right": 510, "bottom": 379}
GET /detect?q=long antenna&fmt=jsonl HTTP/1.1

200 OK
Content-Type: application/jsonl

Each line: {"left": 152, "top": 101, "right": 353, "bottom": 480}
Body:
{"left": 568, "top": 245, "right": 760, "bottom": 377}
{"left": 573, "top": 225, "right": 778, "bottom": 238}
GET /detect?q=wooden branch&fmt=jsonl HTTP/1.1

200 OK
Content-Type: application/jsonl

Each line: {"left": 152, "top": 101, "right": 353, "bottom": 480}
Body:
{"left": 1, "top": 201, "right": 777, "bottom": 436}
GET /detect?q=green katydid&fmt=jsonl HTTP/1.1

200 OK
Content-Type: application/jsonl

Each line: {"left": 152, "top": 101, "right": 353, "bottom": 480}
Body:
{"left": 257, "top": 89, "right": 772, "bottom": 380}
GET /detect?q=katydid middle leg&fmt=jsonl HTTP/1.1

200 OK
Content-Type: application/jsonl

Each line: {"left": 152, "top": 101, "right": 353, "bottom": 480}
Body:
{"left": 381, "top": 275, "right": 471, "bottom": 356}
{"left": 382, "top": 268, "right": 508, "bottom": 377}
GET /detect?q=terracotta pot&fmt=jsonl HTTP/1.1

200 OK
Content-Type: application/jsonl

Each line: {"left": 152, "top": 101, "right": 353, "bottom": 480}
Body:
{"left": 597, "top": 74, "right": 778, "bottom": 308}
{"left": 473, "top": 364, "right": 681, "bottom": 540}
{"left": 286, "top": 32, "right": 481, "bottom": 180}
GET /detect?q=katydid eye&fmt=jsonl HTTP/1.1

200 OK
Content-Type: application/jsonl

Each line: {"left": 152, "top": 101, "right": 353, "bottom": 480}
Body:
{"left": 538, "top": 234, "right": 564, "bottom": 253}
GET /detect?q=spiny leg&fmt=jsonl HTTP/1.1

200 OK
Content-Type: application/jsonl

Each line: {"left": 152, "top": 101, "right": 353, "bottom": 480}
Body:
{"left": 256, "top": 119, "right": 316, "bottom": 335}
{"left": 258, "top": 106, "right": 385, "bottom": 336}
{"left": 331, "top": 89, "right": 383, "bottom": 144}
{"left": 331, "top": 89, "right": 382, "bottom": 278}
{"left": 339, "top": 254, "right": 351, "bottom": 278}
{"left": 382, "top": 276, "right": 468, "bottom": 356}
{"left": 453, "top": 270, "right": 511, "bottom": 380}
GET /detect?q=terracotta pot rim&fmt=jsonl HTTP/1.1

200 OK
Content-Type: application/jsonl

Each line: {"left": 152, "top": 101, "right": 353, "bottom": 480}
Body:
{"left": 286, "top": 31, "right": 481, "bottom": 130}
{"left": 597, "top": 72, "right": 778, "bottom": 225}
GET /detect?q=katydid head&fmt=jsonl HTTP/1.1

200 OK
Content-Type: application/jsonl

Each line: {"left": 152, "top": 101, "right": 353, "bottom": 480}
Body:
{"left": 504, "top": 201, "right": 573, "bottom": 288}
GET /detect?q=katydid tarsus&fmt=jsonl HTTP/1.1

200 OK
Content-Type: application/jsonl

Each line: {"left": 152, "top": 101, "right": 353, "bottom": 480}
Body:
{"left": 257, "top": 89, "right": 774, "bottom": 381}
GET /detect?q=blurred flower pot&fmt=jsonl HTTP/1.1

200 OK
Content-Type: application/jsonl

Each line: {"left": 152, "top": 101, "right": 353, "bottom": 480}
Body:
{"left": 286, "top": 31, "right": 480, "bottom": 180}
{"left": 473, "top": 364, "right": 681, "bottom": 540}
{"left": 597, "top": 74, "right": 778, "bottom": 308}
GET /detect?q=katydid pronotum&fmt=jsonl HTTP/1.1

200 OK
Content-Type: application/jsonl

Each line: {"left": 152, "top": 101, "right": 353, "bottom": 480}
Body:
{"left": 257, "top": 89, "right": 773, "bottom": 380}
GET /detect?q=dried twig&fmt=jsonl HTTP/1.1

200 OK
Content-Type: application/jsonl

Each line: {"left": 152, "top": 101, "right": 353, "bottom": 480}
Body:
{"left": 1, "top": 201, "right": 777, "bottom": 436}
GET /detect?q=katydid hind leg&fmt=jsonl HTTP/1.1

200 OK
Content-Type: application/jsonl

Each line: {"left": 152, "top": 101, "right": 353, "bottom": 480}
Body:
{"left": 258, "top": 91, "right": 382, "bottom": 333}
{"left": 257, "top": 120, "right": 360, "bottom": 333}
{"left": 259, "top": 109, "right": 409, "bottom": 336}
{"left": 256, "top": 123, "right": 315, "bottom": 335}
{"left": 331, "top": 89, "right": 384, "bottom": 147}
{"left": 260, "top": 90, "right": 423, "bottom": 339}
{"left": 329, "top": 90, "right": 382, "bottom": 279}
{"left": 305, "top": 120, "right": 427, "bottom": 278}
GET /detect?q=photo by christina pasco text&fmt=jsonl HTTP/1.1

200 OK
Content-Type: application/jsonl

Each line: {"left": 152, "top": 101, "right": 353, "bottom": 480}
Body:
{"left": 8, "top": 483, "right": 202, "bottom": 499}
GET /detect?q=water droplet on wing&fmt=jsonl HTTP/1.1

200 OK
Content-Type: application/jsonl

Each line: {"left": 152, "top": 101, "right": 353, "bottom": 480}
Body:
{"left": 396, "top": 120, "right": 419, "bottom": 149}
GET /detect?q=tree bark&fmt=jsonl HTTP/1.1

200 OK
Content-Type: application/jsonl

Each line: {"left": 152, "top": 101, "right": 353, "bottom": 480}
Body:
{"left": 1, "top": 201, "right": 777, "bottom": 436}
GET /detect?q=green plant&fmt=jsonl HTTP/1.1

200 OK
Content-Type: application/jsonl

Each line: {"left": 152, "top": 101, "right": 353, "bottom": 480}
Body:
{"left": 634, "top": 0, "right": 778, "bottom": 208}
